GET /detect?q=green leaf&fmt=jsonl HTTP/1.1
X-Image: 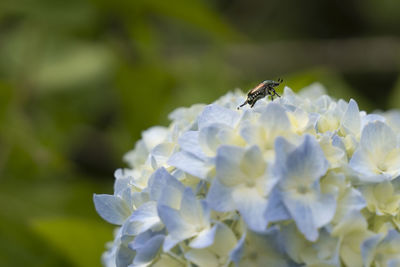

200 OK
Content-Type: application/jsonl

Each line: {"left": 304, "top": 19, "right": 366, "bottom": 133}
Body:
{"left": 31, "top": 217, "right": 114, "bottom": 267}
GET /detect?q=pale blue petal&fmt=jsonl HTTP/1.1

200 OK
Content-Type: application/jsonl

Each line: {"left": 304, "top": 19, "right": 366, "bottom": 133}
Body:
{"left": 178, "top": 131, "right": 207, "bottom": 160}
{"left": 157, "top": 205, "right": 194, "bottom": 240}
{"left": 129, "top": 230, "right": 154, "bottom": 250}
{"left": 94, "top": 194, "right": 132, "bottom": 225}
{"left": 132, "top": 234, "right": 165, "bottom": 266}
{"left": 132, "top": 191, "right": 150, "bottom": 208}
{"left": 264, "top": 188, "right": 291, "bottom": 225}
{"left": 229, "top": 232, "right": 246, "bottom": 264}
{"left": 388, "top": 259, "right": 400, "bottom": 267}
{"left": 198, "top": 124, "right": 235, "bottom": 156}
{"left": 282, "top": 192, "right": 336, "bottom": 241}
{"left": 120, "top": 188, "right": 133, "bottom": 209}
{"left": 233, "top": 188, "right": 268, "bottom": 232}
{"left": 180, "top": 188, "right": 210, "bottom": 227}
{"left": 197, "top": 104, "right": 240, "bottom": 129}
{"left": 189, "top": 224, "right": 218, "bottom": 249}
{"left": 282, "top": 195, "right": 319, "bottom": 241}
{"left": 341, "top": 99, "right": 361, "bottom": 136}
{"left": 361, "top": 234, "right": 383, "bottom": 267}
{"left": 114, "top": 169, "right": 133, "bottom": 195}
{"left": 207, "top": 179, "right": 235, "bottom": 212}
{"left": 116, "top": 237, "right": 135, "bottom": 267}
{"left": 148, "top": 167, "right": 184, "bottom": 208}
{"left": 341, "top": 188, "right": 366, "bottom": 213}
{"left": 272, "top": 137, "right": 296, "bottom": 176}
{"left": 163, "top": 235, "right": 181, "bottom": 252}
{"left": 157, "top": 186, "right": 185, "bottom": 210}
{"left": 124, "top": 202, "right": 162, "bottom": 236}
{"left": 383, "top": 229, "right": 400, "bottom": 243}
{"left": 215, "top": 145, "right": 246, "bottom": 186}
{"left": 281, "top": 135, "right": 328, "bottom": 187}
{"left": 168, "top": 151, "right": 210, "bottom": 179}
{"left": 332, "top": 135, "right": 346, "bottom": 152}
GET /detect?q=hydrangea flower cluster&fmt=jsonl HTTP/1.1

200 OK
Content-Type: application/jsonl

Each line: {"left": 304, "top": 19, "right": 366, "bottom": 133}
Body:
{"left": 94, "top": 84, "right": 400, "bottom": 267}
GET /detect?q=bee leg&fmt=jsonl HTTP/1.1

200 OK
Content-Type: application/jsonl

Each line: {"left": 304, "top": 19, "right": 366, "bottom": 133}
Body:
{"left": 237, "top": 100, "right": 248, "bottom": 110}
{"left": 270, "top": 88, "right": 280, "bottom": 98}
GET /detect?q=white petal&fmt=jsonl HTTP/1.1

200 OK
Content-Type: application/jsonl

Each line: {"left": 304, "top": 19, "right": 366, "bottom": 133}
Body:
{"left": 142, "top": 126, "right": 169, "bottom": 151}
{"left": 150, "top": 142, "right": 176, "bottom": 168}
{"left": 259, "top": 103, "right": 291, "bottom": 139}
{"left": 240, "top": 145, "right": 266, "bottom": 179}
{"left": 361, "top": 114, "right": 385, "bottom": 128}
{"left": 210, "top": 223, "right": 237, "bottom": 256}
{"left": 349, "top": 148, "right": 390, "bottom": 183}
{"left": 360, "top": 121, "right": 396, "bottom": 157}
{"left": 197, "top": 104, "right": 240, "bottom": 129}
{"left": 240, "top": 124, "right": 265, "bottom": 146}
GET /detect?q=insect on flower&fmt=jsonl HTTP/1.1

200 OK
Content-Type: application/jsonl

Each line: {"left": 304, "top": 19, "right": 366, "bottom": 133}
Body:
{"left": 237, "top": 78, "right": 283, "bottom": 109}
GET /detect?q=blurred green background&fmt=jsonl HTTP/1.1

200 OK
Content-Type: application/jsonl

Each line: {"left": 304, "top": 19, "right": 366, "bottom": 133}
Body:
{"left": 1, "top": 0, "right": 400, "bottom": 266}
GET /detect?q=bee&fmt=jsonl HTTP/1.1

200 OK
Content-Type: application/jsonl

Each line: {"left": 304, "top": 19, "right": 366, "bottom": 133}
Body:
{"left": 237, "top": 78, "right": 283, "bottom": 109}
